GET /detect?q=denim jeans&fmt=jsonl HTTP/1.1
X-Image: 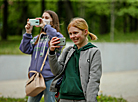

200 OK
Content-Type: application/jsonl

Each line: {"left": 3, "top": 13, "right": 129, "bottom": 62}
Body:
{"left": 27, "top": 79, "right": 55, "bottom": 102}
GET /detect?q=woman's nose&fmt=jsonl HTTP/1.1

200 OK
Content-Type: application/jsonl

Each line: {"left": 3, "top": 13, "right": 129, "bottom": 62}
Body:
{"left": 70, "top": 34, "right": 75, "bottom": 39}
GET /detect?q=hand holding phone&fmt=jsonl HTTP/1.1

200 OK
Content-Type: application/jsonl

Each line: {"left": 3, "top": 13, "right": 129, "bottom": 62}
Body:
{"left": 50, "top": 37, "right": 66, "bottom": 52}
{"left": 25, "top": 19, "right": 33, "bottom": 34}
{"left": 55, "top": 37, "right": 66, "bottom": 46}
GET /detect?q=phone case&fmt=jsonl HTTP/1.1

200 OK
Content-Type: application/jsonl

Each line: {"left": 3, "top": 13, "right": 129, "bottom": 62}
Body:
{"left": 29, "top": 19, "right": 40, "bottom": 26}
{"left": 56, "top": 38, "right": 66, "bottom": 46}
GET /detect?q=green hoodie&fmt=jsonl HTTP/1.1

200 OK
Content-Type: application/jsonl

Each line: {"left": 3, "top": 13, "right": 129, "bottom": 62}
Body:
{"left": 59, "top": 42, "right": 96, "bottom": 100}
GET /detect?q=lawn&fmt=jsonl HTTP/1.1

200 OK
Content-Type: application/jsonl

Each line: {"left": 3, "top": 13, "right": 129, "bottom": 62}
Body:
{"left": 0, "top": 93, "right": 127, "bottom": 102}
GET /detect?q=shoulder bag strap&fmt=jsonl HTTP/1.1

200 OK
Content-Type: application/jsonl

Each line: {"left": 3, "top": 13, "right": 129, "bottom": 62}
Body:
{"left": 40, "top": 48, "right": 49, "bottom": 73}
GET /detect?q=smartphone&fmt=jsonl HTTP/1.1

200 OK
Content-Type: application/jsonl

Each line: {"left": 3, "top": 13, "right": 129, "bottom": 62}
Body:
{"left": 29, "top": 19, "right": 40, "bottom": 26}
{"left": 55, "top": 37, "right": 66, "bottom": 46}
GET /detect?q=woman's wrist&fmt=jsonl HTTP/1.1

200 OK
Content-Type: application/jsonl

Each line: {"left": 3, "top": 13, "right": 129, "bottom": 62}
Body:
{"left": 42, "top": 23, "right": 46, "bottom": 29}
{"left": 49, "top": 49, "right": 55, "bottom": 55}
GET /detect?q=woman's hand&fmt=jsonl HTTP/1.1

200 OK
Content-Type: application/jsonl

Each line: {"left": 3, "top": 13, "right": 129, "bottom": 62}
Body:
{"left": 50, "top": 37, "right": 61, "bottom": 51}
{"left": 35, "top": 18, "right": 46, "bottom": 28}
{"left": 25, "top": 18, "right": 33, "bottom": 34}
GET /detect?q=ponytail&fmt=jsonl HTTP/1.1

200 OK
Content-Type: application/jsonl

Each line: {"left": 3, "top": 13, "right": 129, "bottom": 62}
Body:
{"left": 88, "top": 31, "right": 97, "bottom": 40}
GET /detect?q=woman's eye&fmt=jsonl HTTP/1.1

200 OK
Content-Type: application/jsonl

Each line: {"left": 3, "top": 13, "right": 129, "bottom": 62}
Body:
{"left": 45, "top": 17, "right": 49, "bottom": 19}
{"left": 69, "top": 33, "right": 72, "bottom": 35}
{"left": 74, "top": 32, "right": 78, "bottom": 34}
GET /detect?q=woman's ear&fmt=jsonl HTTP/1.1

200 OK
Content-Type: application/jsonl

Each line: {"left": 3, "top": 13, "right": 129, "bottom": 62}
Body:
{"left": 84, "top": 29, "right": 88, "bottom": 35}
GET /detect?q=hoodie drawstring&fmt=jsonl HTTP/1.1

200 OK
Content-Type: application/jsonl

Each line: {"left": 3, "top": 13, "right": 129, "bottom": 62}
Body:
{"left": 35, "top": 34, "right": 42, "bottom": 59}
{"left": 41, "top": 35, "right": 49, "bottom": 57}
{"left": 35, "top": 34, "right": 49, "bottom": 59}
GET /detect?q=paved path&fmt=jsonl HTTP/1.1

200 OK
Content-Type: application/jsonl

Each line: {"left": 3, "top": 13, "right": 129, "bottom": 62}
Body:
{"left": 0, "top": 70, "right": 138, "bottom": 102}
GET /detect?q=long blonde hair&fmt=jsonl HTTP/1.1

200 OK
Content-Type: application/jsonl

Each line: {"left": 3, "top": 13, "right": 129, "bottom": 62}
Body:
{"left": 67, "top": 17, "right": 97, "bottom": 40}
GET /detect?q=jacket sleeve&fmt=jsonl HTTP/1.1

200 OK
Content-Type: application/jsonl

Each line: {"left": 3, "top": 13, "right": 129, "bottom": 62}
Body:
{"left": 19, "top": 33, "right": 34, "bottom": 54}
{"left": 86, "top": 49, "right": 102, "bottom": 102}
{"left": 44, "top": 25, "right": 63, "bottom": 57}
{"left": 48, "top": 47, "right": 70, "bottom": 76}
{"left": 44, "top": 25, "right": 63, "bottom": 40}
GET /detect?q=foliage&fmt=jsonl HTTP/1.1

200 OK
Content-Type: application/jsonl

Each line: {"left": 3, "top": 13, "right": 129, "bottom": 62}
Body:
{"left": 0, "top": 94, "right": 127, "bottom": 102}
{"left": 97, "top": 93, "right": 127, "bottom": 102}
{"left": 0, "top": 96, "right": 44, "bottom": 102}
{"left": 1, "top": 0, "right": 138, "bottom": 41}
{"left": 0, "top": 96, "right": 28, "bottom": 102}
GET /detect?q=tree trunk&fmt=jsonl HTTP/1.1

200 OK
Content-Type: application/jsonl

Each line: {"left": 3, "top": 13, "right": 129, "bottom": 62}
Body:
{"left": 57, "top": 0, "right": 74, "bottom": 38}
{"left": 57, "top": 0, "right": 64, "bottom": 22}
{"left": 100, "top": 15, "right": 108, "bottom": 35}
{"left": 2, "top": 0, "right": 8, "bottom": 40}
{"left": 64, "top": 0, "right": 74, "bottom": 37}
{"left": 110, "top": 0, "right": 115, "bottom": 41}
{"left": 134, "top": 17, "right": 138, "bottom": 31}
{"left": 123, "top": 2, "right": 127, "bottom": 33}
{"left": 129, "top": 15, "right": 136, "bottom": 32}
{"left": 41, "top": 0, "right": 45, "bottom": 15}
{"left": 16, "top": 0, "right": 28, "bottom": 35}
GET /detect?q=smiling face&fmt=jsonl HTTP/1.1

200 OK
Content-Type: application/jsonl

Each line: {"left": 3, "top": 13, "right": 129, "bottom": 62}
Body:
{"left": 68, "top": 26, "right": 88, "bottom": 49}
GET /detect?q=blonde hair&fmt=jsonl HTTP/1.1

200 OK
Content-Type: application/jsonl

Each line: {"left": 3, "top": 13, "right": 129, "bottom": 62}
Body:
{"left": 67, "top": 17, "right": 97, "bottom": 40}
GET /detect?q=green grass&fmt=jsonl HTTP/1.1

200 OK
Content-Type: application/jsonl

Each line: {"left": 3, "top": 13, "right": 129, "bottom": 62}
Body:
{"left": 0, "top": 96, "right": 45, "bottom": 102}
{"left": 93, "top": 32, "right": 138, "bottom": 43}
{"left": 0, "top": 32, "right": 138, "bottom": 55}
{"left": 0, "top": 35, "right": 23, "bottom": 55}
{"left": 0, "top": 94, "right": 127, "bottom": 102}
{"left": 97, "top": 94, "right": 127, "bottom": 102}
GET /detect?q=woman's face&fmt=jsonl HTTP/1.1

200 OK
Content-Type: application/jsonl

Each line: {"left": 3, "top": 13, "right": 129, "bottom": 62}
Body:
{"left": 68, "top": 26, "right": 87, "bottom": 49}
{"left": 42, "top": 12, "right": 52, "bottom": 21}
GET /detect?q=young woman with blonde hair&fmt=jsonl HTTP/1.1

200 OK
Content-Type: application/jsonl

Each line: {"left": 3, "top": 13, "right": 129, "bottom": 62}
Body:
{"left": 48, "top": 17, "right": 102, "bottom": 102}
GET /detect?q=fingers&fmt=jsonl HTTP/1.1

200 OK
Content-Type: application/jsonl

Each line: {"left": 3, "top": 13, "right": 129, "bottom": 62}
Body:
{"left": 27, "top": 18, "right": 29, "bottom": 22}
{"left": 25, "top": 22, "right": 31, "bottom": 29}
{"left": 50, "top": 37, "right": 60, "bottom": 51}
{"left": 35, "top": 18, "right": 42, "bottom": 27}
{"left": 36, "top": 18, "right": 42, "bottom": 23}
{"left": 51, "top": 37, "right": 60, "bottom": 45}
{"left": 25, "top": 18, "right": 33, "bottom": 33}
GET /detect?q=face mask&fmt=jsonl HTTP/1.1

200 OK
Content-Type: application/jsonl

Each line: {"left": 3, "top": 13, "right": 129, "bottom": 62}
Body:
{"left": 42, "top": 19, "right": 50, "bottom": 25}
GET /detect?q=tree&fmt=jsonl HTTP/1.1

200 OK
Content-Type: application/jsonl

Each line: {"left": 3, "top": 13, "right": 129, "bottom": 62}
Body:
{"left": 41, "top": 0, "right": 45, "bottom": 15}
{"left": 57, "top": 0, "right": 74, "bottom": 37}
{"left": 2, "top": 0, "right": 8, "bottom": 40}
{"left": 110, "top": 0, "right": 115, "bottom": 41}
{"left": 16, "top": 0, "right": 28, "bottom": 35}
{"left": 100, "top": 15, "right": 109, "bottom": 35}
